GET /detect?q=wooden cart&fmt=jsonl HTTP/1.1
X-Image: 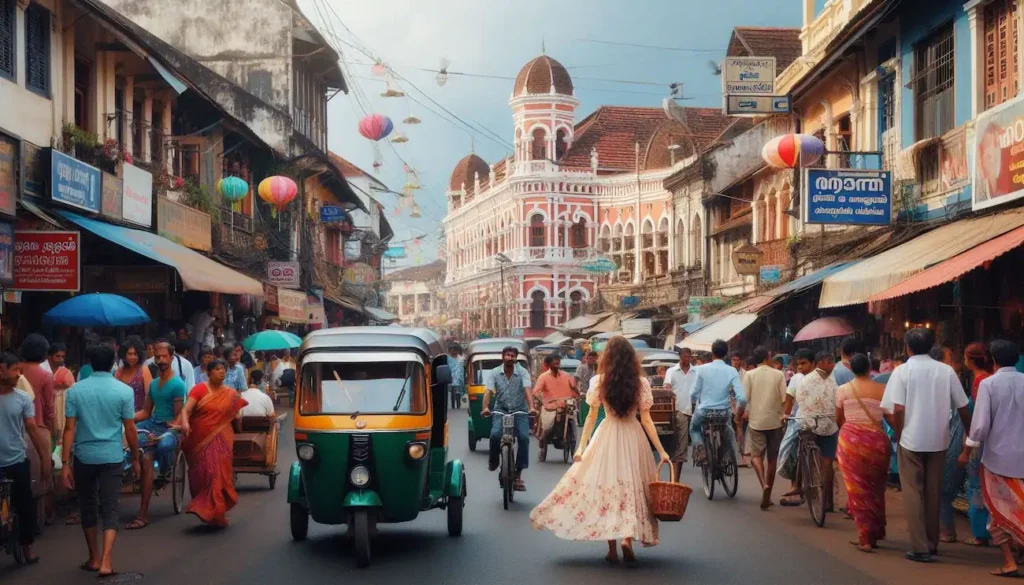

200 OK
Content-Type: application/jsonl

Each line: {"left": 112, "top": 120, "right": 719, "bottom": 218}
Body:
{"left": 232, "top": 416, "right": 280, "bottom": 489}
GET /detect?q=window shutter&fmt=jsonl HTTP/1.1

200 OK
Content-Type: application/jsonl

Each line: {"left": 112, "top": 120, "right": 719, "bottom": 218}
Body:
{"left": 0, "top": 0, "right": 14, "bottom": 78}
{"left": 25, "top": 3, "right": 49, "bottom": 94}
{"left": 984, "top": 0, "right": 1019, "bottom": 110}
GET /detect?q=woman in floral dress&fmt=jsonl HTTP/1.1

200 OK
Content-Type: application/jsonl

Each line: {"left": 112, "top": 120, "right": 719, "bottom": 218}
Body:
{"left": 530, "top": 336, "right": 670, "bottom": 564}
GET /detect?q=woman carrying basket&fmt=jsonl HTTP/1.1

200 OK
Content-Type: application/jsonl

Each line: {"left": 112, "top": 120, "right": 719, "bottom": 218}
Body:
{"left": 530, "top": 336, "right": 671, "bottom": 564}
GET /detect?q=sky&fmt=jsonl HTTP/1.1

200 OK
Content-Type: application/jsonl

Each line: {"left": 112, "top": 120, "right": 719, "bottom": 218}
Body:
{"left": 304, "top": 0, "right": 801, "bottom": 268}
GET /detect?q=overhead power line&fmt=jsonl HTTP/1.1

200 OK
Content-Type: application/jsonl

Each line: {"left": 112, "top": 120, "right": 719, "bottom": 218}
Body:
{"left": 575, "top": 38, "right": 721, "bottom": 53}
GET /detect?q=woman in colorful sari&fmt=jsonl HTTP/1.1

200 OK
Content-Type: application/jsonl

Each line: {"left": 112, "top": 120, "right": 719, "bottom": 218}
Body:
{"left": 178, "top": 359, "right": 247, "bottom": 528}
{"left": 835, "top": 354, "right": 892, "bottom": 553}
{"left": 961, "top": 342, "right": 992, "bottom": 546}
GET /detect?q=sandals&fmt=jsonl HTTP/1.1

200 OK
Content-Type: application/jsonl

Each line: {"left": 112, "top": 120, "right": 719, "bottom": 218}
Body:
{"left": 125, "top": 518, "right": 149, "bottom": 530}
{"left": 939, "top": 535, "right": 957, "bottom": 544}
{"left": 963, "top": 538, "right": 989, "bottom": 547}
{"left": 990, "top": 568, "right": 1022, "bottom": 578}
{"left": 514, "top": 480, "right": 526, "bottom": 492}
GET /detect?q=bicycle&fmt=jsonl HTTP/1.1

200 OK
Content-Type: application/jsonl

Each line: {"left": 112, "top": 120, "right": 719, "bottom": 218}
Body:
{"left": 138, "top": 430, "right": 188, "bottom": 514}
{"left": 0, "top": 477, "right": 26, "bottom": 565}
{"left": 787, "top": 415, "right": 835, "bottom": 528}
{"left": 696, "top": 409, "right": 738, "bottom": 500}
{"left": 491, "top": 411, "right": 529, "bottom": 510}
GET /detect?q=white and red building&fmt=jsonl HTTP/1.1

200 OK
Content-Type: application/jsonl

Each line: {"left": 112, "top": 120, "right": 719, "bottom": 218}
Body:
{"left": 443, "top": 54, "right": 744, "bottom": 337}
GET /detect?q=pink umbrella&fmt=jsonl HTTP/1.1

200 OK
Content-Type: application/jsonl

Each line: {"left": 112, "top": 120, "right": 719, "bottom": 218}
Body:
{"left": 793, "top": 317, "right": 854, "bottom": 342}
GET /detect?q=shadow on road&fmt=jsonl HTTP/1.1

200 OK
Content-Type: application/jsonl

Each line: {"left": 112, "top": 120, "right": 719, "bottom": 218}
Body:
{"left": 297, "top": 527, "right": 451, "bottom": 567}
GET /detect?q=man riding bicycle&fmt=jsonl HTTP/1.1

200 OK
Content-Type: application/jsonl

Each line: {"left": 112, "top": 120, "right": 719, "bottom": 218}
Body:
{"left": 480, "top": 346, "right": 534, "bottom": 492}
{"left": 128, "top": 342, "right": 186, "bottom": 530}
{"left": 689, "top": 339, "right": 747, "bottom": 465}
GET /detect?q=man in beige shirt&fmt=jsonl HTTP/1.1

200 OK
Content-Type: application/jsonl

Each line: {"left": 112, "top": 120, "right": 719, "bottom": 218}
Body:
{"left": 743, "top": 346, "right": 788, "bottom": 510}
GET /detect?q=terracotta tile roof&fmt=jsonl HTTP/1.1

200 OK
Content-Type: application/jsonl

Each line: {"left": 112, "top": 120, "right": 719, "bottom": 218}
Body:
{"left": 559, "top": 106, "right": 740, "bottom": 173}
{"left": 384, "top": 259, "right": 446, "bottom": 282}
{"left": 514, "top": 55, "right": 574, "bottom": 97}
{"left": 728, "top": 27, "right": 803, "bottom": 71}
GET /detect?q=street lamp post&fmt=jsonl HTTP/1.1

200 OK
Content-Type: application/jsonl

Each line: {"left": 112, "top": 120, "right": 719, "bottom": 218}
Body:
{"left": 495, "top": 253, "right": 511, "bottom": 336}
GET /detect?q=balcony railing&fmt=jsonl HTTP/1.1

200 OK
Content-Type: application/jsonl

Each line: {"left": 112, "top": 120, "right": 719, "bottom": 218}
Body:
{"left": 219, "top": 206, "right": 254, "bottom": 233}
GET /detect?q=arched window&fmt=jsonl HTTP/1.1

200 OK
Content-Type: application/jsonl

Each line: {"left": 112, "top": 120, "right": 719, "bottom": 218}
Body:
{"left": 690, "top": 215, "right": 702, "bottom": 266}
{"left": 531, "top": 128, "right": 547, "bottom": 161}
{"left": 555, "top": 128, "right": 568, "bottom": 160}
{"left": 675, "top": 218, "right": 686, "bottom": 268}
{"left": 530, "top": 290, "right": 546, "bottom": 329}
{"left": 570, "top": 218, "right": 587, "bottom": 248}
{"left": 569, "top": 291, "right": 584, "bottom": 318}
{"left": 530, "top": 214, "right": 545, "bottom": 247}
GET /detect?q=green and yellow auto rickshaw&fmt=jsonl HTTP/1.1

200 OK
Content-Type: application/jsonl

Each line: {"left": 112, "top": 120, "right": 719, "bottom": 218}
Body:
{"left": 287, "top": 327, "right": 466, "bottom": 568}
{"left": 465, "top": 338, "right": 531, "bottom": 451}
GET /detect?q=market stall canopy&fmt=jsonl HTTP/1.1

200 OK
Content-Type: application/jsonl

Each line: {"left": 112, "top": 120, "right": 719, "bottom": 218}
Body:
{"left": 559, "top": 312, "right": 611, "bottom": 332}
{"left": 58, "top": 211, "right": 264, "bottom": 296}
{"left": 819, "top": 209, "right": 1024, "bottom": 308}
{"left": 364, "top": 306, "right": 398, "bottom": 323}
{"left": 43, "top": 293, "right": 150, "bottom": 327}
{"left": 543, "top": 331, "right": 570, "bottom": 344}
{"left": 867, "top": 225, "right": 1024, "bottom": 303}
{"left": 793, "top": 316, "right": 854, "bottom": 342}
{"left": 678, "top": 313, "right": 758, "bottom": 351}
{"left": 445, "top": 318, "right": 463, "bottom": 327}
{"left": 587, "top": 313, "right": 638, "bottom": 335}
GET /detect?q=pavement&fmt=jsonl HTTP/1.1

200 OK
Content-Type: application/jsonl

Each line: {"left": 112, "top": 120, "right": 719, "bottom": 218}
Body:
{"left": 1, "top": 408, "right": 1009, "bottom": 585}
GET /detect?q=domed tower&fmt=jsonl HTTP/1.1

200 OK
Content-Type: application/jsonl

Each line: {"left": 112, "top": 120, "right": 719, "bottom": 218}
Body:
{"left": 509, "top": 55, "right": 579, "bottom": 165}
{"left": 447, "top": 153, "right": 490, "bottom": 209}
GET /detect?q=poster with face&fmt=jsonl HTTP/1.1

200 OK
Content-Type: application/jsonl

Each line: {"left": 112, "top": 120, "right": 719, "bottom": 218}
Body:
{"left": 973, "top": 97, "right": 1024, "bottom": 211}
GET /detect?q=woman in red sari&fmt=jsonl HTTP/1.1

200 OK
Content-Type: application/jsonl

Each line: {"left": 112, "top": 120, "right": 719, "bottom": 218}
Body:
{"left": 179, "top": 359, "right": 247, "bottom": 527}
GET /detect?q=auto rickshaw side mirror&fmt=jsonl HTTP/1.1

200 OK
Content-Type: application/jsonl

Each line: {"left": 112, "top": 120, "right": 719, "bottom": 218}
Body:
{"left": 436, "top": 365, "right": 452, "bottom": 386}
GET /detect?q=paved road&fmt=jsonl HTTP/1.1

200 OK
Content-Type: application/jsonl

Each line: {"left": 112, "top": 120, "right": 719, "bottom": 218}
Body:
{"left": 2, "top": 409, "right": 1004, "bottom": 585}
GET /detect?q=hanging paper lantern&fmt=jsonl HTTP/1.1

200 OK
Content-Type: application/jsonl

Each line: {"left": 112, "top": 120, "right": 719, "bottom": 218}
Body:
{"left": 358, "top": 114, "right": 394, "bottom": 142}
{"left": 371, "top": 62, "right": 387, "bottom": 77}
{"left": 762, "top": 134, "right": 825, "bottom": 169}
{"left": 391, "top": 133, "right": 409, "bottom": 144}
{"left": 257, "top": 176, "right": 298, "bottom": 216}
{"left": 217, "top": 176, "right": 249, "bottom": 202}
{"left": 403, "top": 115, "right": 421, "bottom": 125}
{"left": 410, "top": 202, "right": 421, "bottom": 218}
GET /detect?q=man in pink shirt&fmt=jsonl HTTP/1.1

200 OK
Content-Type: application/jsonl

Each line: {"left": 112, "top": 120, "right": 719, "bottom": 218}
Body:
{"left": 534, "top": 354, "right": 578, "bottom": 461}
{"left": 19, "top": 334, "right": 55, "bottom": 438}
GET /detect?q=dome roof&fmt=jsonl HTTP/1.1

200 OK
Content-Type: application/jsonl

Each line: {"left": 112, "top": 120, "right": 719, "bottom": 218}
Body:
{"left": 449, "top": 154, "right": 490, "bottom": 191}
{"left": 513, "top": 55, "right": 574, "bottom": 97}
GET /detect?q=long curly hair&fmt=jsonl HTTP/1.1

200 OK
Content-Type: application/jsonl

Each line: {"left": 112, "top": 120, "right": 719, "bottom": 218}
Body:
{"left": 598, "top": 336, "right": 641, "bottom": 418}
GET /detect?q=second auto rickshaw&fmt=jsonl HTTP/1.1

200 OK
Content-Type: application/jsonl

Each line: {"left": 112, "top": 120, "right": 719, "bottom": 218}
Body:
{"left": 465, "top": 338, "right": 531, "bottom": 451}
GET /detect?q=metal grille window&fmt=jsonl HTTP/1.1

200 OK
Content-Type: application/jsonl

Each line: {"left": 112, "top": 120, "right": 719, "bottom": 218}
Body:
{"left": 879, "top": 74, "right": 896, "bottom": 136}
{"left": 984, "top": 0, "right": 1019, "bottom": 110}
{"left": 836, "top": 115, "right": 853, "bottom": 168}
{"left": 913, "top": 24, "right": 955, "bottom": 141}
{"left": 0, "top": 0, "right": 13, "bottom": 80}
{"left": 24, "top": 3, "right": 50, "bottom": 95}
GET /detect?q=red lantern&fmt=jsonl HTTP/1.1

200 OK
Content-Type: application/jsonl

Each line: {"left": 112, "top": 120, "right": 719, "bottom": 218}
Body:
{"left": 762, "top": 134, "right": 825, "bottom": 168}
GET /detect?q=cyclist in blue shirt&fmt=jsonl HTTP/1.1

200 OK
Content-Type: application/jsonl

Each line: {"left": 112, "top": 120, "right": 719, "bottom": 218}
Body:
{"left": 689, "top": 339, "right": 747, "bottom": 464}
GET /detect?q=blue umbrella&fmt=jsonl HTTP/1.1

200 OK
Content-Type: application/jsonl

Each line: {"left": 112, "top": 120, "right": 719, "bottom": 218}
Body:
{"left": 43, "top": 293, "right": 150, "bottom": 327}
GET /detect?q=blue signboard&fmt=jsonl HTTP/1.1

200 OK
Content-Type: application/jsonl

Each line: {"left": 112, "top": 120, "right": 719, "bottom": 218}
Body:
{"left": 804, "top": 168, "right": 891, "bottom": 225}
{"left": 50, "top": 150, "right": 101, "bottom": 213}
{"left": 760, "top": 265, "right": 782, "bottom": 284}
{"left": 320, "top": 205, "right": 349, "bottom": 223}
{"left": 383, "top": 246, "right": 406, "bottom": 258}
{"left": 621, "top": 296, "right": 640, "bottom": 309}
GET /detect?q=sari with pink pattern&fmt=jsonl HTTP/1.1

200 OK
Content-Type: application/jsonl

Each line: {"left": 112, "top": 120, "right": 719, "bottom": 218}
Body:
{"left": 182, "top": 383, "right": 247, "bottom": 527}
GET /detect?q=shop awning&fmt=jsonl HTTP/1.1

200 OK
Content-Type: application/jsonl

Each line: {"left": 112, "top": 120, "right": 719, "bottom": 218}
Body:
{"left": 560, "top": 312, "right": 610, "bottom": 332}
{"left": 679, "top": 313, "right": 759, "bottom": 351}
{"left": 820, "top": 209, "right": 1024, "bottom": 308}
{"left": 58, "top": 210, "right": 264, "bottom": 296}
{"left": 324, "top": 292, "right": 363, "bottom": 313}
{"left": 364, "top": 306, "right": 398, "bottom": 322}
{"left": 543, "top": 331, "right": 571, "bottom": 344}
{"left": 868, "top": 225, "right": 1024, "bottom": 302}
{"left": 767, "top": 261, "right": 859, "bottom": 298}
{"left": 19, "top": 199, "right": 63, "bottom": 227}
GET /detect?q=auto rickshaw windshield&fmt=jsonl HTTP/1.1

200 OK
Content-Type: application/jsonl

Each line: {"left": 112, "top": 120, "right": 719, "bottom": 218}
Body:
{"left": 300, "top": 360, "right": 427, "bottom": 415}
{"left": 470, "top": 356, "right": 527, "bottom": 386}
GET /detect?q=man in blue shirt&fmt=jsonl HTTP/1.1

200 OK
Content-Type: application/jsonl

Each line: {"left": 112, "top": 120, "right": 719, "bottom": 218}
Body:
{"left": 128, "top": 342, "right": 186, "bottom": 530}
{"left": 481, "top": 347, "right": 534, "bottom": 491}
{"left": 689, "top": 339, "right": 747, "bottom": 464}
{"left": 61, "top": 342, "right": 138, "bottom": 577}
{"left": 222, "top": 346, "right": 247, "bottom": 392}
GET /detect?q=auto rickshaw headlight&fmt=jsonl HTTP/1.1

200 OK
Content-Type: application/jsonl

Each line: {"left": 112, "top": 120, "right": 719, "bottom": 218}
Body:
{"left": 350, "top": 465, "right": 371, "bottom": 487}
{"left": 407, "top": 442, "right": 426, "bottom": 460}
{"left": 297, "top": 444, "right": 316, "bottom": 461}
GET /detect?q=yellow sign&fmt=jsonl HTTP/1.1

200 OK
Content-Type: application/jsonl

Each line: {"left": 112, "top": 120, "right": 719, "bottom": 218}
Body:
{"left": 731, "top": 243, "right": 763, "bottom": 276}
{"left": 157, "top": 197, "right": 212, "bottom": 252}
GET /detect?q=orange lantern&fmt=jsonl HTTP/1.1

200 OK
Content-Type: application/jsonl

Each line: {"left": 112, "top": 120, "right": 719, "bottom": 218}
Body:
{"left": 257, "top": 176, "right": 297, "bottom": 216}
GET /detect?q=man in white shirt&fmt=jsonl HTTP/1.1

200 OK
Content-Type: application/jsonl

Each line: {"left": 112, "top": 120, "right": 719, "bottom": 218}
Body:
{"left": 664, "top": 347, "right": 696, "bottom": 478}
{"left": 239, "top": 371, "right": 275, "bottom": 418}
{"left": 780, "top": 348, "right": 815, "bottom": 506}
{"left": 881, "top": 327, "right": 971, "bottom": 563}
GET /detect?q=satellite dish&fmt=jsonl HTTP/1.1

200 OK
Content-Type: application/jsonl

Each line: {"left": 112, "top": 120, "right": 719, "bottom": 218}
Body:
{"left": 663, "top": 97, "right": 689, "bottom": 128}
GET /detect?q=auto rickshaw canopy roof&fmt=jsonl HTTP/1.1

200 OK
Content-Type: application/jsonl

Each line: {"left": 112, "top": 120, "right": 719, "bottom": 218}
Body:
{"left": 466, "top": 338, "right": 530, "bottom": 357}
{"left": 300, "top": 326, "right": 447, "bottom": 360}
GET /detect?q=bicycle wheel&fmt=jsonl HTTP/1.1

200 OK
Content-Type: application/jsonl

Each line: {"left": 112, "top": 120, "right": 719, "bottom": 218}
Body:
{"left": 720, "top": 442, "right": 739, "bottom": 498}
{"left": 501, "top": 444, "right": 512, "bottom": 510}
{"left": 804, "top": 446, "right": 826, "bottom": 527}
{"left": 702, "top": 437, "right": 716, "bottom": 500}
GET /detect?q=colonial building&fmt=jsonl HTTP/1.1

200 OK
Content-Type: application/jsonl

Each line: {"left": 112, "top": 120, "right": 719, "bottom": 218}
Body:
{"left": 385, "top": 260, "right": 446, "bottom": 327}
{"left": 443, "top": 54, "right": 742, "bottom": 337}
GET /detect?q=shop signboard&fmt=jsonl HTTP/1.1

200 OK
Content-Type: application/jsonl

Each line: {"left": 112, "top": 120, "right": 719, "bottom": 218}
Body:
{"left": 14, "top": 230, "right": 81, "bottom": 291}
{"left": 2, "top": 291, "right": 21, "bottom": 303}
{"left": 622, "top": 318, "right": 653, "bottom": 336}
{"left": 511, "top": 327, "right": 525, "bottom": 337}
{"left": 122, "top": 163, "right": 153, "bottom": 227}
{"left": 0, "top": 221, "right": 14, "bottom": 285}
{"left": 101, "top": 172, "right": 123, "bottom": 221}
{"left": 263, "top": 282, "right": 279, "bottom": 312}
{"left": 0, "top": 133, "right": 18, "bottom": 217}
{"left": 50, "top": 150, "right": 101, "bottom": 213}
{"left": 383, "top": 246, "right": 406, "bottom": 259}
{"left": 319, "top": 205, "right": 348, "bottom": 224}
{"left": 343, "top": 262, "right": 376, "bottom": 286}
{"left": 306, "top": 293, "right": 326, "bottom": 329}
{"left": 687, "top": 296, "right": 722, "bottom": 322}
{"left": 725, "top": 95, "right": 791, "bottom": 116}
{"left": 732, "top": 243, "right": 763, "bottom": 276}
{"left": 759, "top": 265, "right": 782, "bottom": 284}
{"left": 157, "top": 196, "right": 212, "bottom": 251}
{"left": 84, "top": 266, "right": 169, "bottom": 293}
{"left": 940, "top": 126, "right": 969, "bottom": 191}
{"left": 20, "top": 142, "right": 45, "bottom": 198}
{"left": 973, "top": 94, "right": 1024, "bottom": 210}
{"left": 803, "top": 168, "right": 892, "bottom": 225}
{"left": 723, "top": 56, "right": 776, "bottom": 96}
{"left": 267, "top": 261, "right": 300, "bottom": 288}
{"left": 276, "top": 288, "right": 307, "bottom": 323}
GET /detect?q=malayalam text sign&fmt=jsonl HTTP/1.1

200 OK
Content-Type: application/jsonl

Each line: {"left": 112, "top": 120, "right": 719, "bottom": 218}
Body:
{"left": 723, "top": 57, "right": 776, "bottom": 96}
{"left": 732, "top": 243, "right": 763, "bottom": 276}
{"left": 14, "top": 231, "right": 81, "bottom": 291}
{"left": 974, "top": 95, "right": 1024, "bottom": 210}
{"left": 267, "top": 261, "right": 300, "bottom": 288}
{"left": 50, "top": 150, "right": 101, "bottom": 213}
{"left": 276, "top": 288, "right": 307, "bottom": 323}
{"left": 101, "top": 172, "right": 122, "bottom": 221}
{"left": 804, "top": 169, "right": 892, "bottom": 225}
{"left": 122, "top": 163, "right": 153, "bottom": 227}
{"left": 0, "top": 133, "right": 18, "bottom": 217}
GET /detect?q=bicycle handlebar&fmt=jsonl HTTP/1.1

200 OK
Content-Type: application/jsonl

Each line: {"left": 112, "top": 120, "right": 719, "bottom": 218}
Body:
{"left": 490, "top": 411, "right": 530, "bottom": 417}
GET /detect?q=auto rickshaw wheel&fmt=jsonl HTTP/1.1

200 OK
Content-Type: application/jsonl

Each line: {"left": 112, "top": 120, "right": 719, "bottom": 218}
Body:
{"left": 468, "top": 427, "right": 476, "bottom": 452}
{"left": 447, "top": 475, "right": 466, "bottom": 537}
{"left": 289, "top": 503, "right": 308, "bottom": 541}
{"left": 353, "top": 510, "right": 371, "bottom": 568}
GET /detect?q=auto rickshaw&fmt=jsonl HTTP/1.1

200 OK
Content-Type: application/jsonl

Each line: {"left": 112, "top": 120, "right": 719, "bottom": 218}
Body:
{"left": 465, "top": 338, "right": 531, "bottom": 451}
{"left": 287, "top": 327, "right": 465, "bottom": 568}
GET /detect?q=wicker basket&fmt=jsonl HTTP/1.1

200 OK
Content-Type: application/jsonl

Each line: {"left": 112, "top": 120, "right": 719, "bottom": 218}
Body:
{"left": 650, "top": 461, "right": 692, "bottom": 522}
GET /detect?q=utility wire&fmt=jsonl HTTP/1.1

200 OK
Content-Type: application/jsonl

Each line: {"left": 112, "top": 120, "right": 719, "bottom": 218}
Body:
{"left": 575, "top": 38, "right": 721, "bottom": 53}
